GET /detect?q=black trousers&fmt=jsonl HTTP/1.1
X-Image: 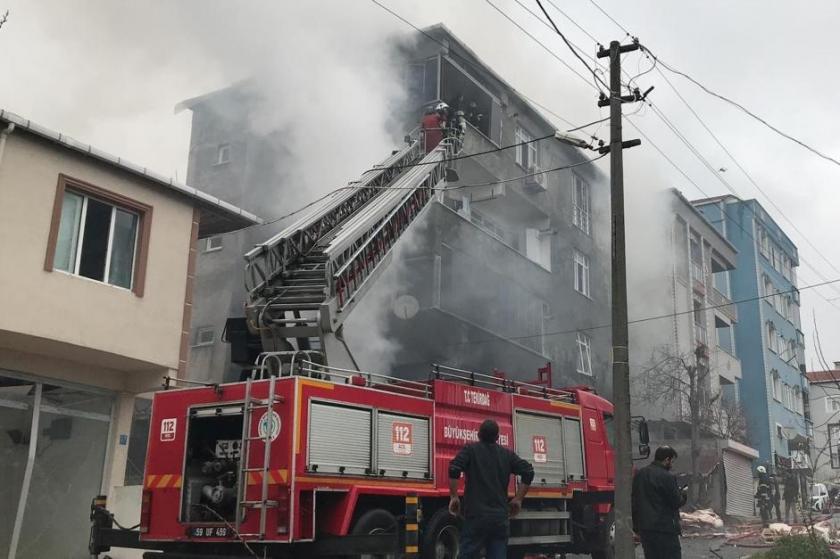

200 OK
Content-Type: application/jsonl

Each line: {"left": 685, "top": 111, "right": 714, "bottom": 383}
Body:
{"left": 639, "top": 530, "right": 682, "bottom": 559}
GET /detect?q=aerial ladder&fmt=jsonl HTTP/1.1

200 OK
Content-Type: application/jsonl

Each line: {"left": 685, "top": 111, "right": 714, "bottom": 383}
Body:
{"left": 238, "top": 133, "right": 459, "bottom": 373}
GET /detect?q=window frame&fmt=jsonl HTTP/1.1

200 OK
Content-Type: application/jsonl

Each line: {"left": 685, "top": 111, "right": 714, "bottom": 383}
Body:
{"left": 215, "top": 143, "right": 231, "bottom": 166}
{"left": 572, "top": 174, "right": 591, "bottom": 235}
{"left": 204, "top": 236, "right": 223, "bottom": 253}
{"left": 573, "top": 249, "right": 591, "bottom": 298}
{"left": 514, "top": 126, "right": 537, "bottom": 170}
{"left": 771, "top": 370, "right": 781, "bottom": 401}
{"left": 193, "top": 327, "right": 215, "bottom": 347}
{"left": 576, "top": 331, "right": 593, "bottom": 376}
{"left": 45, "top": 174, "right": 152, "bottom": 297}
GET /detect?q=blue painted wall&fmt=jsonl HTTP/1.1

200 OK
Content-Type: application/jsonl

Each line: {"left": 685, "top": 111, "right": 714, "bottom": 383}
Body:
{"left": 695, "top": 198, "right": 807, "bottom": 464}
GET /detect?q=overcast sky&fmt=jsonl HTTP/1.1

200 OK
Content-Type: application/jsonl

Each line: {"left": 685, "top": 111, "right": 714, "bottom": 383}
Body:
{"left": 1, "top": 0, "right": 837, "bottom": 368}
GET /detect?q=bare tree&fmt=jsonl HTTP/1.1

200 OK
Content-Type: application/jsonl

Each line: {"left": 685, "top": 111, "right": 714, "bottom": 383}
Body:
{"left": 0, "top": 11, "right": 8, "bottom": 31}
{"left": 638, "top": 344, "right": 736, "bottom": 504}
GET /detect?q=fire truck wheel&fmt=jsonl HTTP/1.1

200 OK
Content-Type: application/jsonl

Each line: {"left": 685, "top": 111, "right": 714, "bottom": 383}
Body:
{"left": 589, "top": 512, "right": 615, "bottom": 559}
{"left": 351, "top": 508, "right": 398, "bottom": 558}
{"left": 421, "top": 508, "right": 460, "bottom": 559}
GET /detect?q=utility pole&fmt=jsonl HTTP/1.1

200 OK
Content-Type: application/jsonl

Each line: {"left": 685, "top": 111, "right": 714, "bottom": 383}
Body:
{"left": 597, "top": 39, "right": 643, "bottom": 558}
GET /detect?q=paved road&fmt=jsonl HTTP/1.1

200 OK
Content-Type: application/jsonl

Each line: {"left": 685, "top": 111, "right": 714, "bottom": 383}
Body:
{"left": 566, "top": 536, "right": 761, "bottom": 558}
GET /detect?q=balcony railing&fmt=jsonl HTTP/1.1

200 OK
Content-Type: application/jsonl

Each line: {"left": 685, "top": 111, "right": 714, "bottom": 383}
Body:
{"left": 709, "top": 287, "right": 738, "bottom": 322}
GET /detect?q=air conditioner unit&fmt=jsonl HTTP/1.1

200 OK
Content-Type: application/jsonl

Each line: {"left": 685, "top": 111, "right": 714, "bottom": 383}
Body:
{"left": 524, "top": 164, "right": 547, "bottom": 191}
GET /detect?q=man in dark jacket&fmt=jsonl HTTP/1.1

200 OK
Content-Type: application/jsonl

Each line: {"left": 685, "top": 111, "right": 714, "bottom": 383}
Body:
{"left": 449, "top": 419, "right": 535, "bottom": 559}
{"left": 632, "top": 446, "right": 687, "bottom": 559}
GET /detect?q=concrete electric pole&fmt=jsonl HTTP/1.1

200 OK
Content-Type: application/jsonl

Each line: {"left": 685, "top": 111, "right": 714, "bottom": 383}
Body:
{"left": 597, "top": 39, "right": 643, "bottom": 558}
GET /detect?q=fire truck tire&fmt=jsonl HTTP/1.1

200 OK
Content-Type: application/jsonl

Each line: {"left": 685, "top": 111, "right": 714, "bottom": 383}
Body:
{"left": 589, "top": 511, "right": 615, "bottom": 559}
{"left": 420, "top": 508, "right": 460, "bottom": 559}
{"left": 350, "top": 508, "right": 398, "bottom": 557}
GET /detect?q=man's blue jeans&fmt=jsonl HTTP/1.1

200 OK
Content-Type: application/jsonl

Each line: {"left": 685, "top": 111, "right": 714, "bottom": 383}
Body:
{"left": 459, "top": 516, "right": 508, "bottom": 559}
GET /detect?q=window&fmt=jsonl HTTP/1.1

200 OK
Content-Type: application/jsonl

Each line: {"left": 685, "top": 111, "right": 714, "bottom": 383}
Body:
{"left": 603, "top": 413, "right": 616, "bottom": 447}
{"left": 194, "top": 327, "right": 215, "bottom": 347}
{"left": 763, "top": 275, "right": 774, "bottom": 303}
{"left": 782, "top": 384, "right": 792, "bottom": 410}
{"left": 786, "top": 339, "right": 798, "bottom": 367}
{"left": 576, "top": 332, "right": 592, "bottom": 376}
{"left": 829, "top": 424, "right": 840, "bottom": 469}
{"left": 771, "top": 370, "right": 781, "bottom": 401}
{"left": 776, "top": 423, "right": 784, "bottom": 440}
{"left": 216, "top": 143, "right": 231, "bottom": 165}
{"left": 766, "top": 322, "right": 777, "bottom": 352}
{"left": 825, "top": 396, "right": 840, "bottom": 414}
{"left": 573, "top": 250, "right": 590, "bottom": 297}
{"left": 514, "top": 126, "right": 537, "bottom": 169}
{"left": 204, "top": 236, "right": 223, "bottom": 253}
{"left": 46, "top": 175, "right": 150, "bottom": 295}
{"left": 794, "top": 387, "right": 803, "bottom": 415}
{"left": 757, "top": 224, "right": 770, "bottom": 257}
{"left": 573, "top": 175, "right": 591, "bottom": 234}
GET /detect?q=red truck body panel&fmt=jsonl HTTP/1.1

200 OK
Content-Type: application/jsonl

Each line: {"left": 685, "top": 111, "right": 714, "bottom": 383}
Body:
{"left": 141, "top": 374, "right": 616, "bottom": 543}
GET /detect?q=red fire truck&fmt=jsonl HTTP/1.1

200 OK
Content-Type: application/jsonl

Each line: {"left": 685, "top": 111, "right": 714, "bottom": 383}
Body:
{"left": 90, "top": 357, "right": 649, "bottom": 559}
{"left": 89, "top": 134, "right": 650, "bottom": 558}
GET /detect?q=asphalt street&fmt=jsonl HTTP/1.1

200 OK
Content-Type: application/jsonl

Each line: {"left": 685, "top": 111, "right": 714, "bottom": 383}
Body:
{"left": 566, "top": 536, "right": 764, "bottom": 558}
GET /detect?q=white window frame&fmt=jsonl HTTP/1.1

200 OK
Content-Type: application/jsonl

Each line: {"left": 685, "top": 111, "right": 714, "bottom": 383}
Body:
{"left": 514, "top": 126, "right": 537, "bottom": 170}
{"left": 573, "top": 249, "right": 590, "bottom": 298}
{"left": 193, "top": 327, "right": 215, "bottom": 347}
{"left": 58, "top": 192, "right": 139, "bottom": 290}
{"left": 826, "top": 396, "right": 840, "bottom": 414}
{"left": 573, "top": 174, "right": 591, "bottom": 235}
{"left": 215, "top": 143, "right": 231, "bottom": 165}
{"left": 204, "top": 236, "right": 223, "bottom": 253}
{"left": 776, "top": 423, "right": 784, "bottom": 440}
{"left": 576, "top": 332, "right": 593, "bottom": 376}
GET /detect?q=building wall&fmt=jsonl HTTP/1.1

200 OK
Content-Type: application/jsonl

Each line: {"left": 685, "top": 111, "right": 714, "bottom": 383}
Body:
{"left": 0, "top": 132, "right": 195, "bottom": 380}
{"left": 696, "top": 198, "right": 808, "bottom": 463}
{"left": 808, "top": 381, "right": 840, "bottom": 483}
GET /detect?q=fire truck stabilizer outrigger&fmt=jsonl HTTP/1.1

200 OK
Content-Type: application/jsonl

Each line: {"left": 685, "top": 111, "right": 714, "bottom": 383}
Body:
{"left": 89, "top": 133, "right": 650, "bottom": 559}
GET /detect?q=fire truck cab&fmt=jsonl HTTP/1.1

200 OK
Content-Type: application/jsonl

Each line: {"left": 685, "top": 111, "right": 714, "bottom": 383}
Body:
{"left": 90, "top": 357, "right": 649, "bottom": 559}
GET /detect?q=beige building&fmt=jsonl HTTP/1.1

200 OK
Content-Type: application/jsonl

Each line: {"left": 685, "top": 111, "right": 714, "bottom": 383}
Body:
{"left": 0, "top": 110, "right": 260, "bottom": 559}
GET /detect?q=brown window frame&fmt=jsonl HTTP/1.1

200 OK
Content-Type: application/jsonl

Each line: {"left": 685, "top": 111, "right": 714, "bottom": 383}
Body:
{"left": 44, "top": 173, "right": 153, "bottom": 297}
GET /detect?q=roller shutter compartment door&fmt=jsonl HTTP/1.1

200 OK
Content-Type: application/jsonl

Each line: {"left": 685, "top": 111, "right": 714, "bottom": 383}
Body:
{"left": 723, "top": 450, "right": 754, "bottom": 517}
{"left": 308, "top": 402, "right": 371, "bottom": 475}
{"left": 563, "top": 418, "right": 585, "bottom": 482}
{"left": 376, "top": 413, "right": 431, "bottom": 479}
{"left": 515, "top": 411, "right": 565, "bottom": 486}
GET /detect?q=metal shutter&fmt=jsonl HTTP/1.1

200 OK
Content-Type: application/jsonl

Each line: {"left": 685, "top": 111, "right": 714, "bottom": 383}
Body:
{"left": 376, "top": 413, "right": 430, "bottom": 479}
{"left": 723, "top": 450, "right": 754, "bottom": 517}
{"left": 515, "top": 412, "right": 565, "bottom": 485}
{"left": 563, "top": 418, "right": 585, "bottom": 481}
{"left": 308, "top": 402, "right": 371, "bottom": 475}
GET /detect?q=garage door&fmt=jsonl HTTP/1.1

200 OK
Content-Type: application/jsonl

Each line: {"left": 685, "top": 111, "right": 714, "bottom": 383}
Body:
{"left": 723, "top": 450, "right": 754, "bottom": 517}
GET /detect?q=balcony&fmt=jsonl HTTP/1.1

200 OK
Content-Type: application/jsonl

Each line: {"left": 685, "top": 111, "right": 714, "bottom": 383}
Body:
{"left": 709, "top": 287, "right": 738, "bottom": 322}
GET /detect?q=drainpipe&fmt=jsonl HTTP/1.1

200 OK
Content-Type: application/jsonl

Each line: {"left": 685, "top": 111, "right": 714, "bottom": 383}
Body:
{"left": 0, "top": 122, "right": 15, "bottom": 167}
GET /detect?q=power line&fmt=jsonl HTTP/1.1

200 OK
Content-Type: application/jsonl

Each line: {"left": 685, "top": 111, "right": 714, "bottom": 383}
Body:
{"left": 649, "top": 64, "right": 840, "bottom": 290}
{"left": 446, "top": 277, "right": 840, "bottom": 347}
{"left": 578, "top": 0, "right": 840, "bottom": 307}
{"left": 483, "top": 0, "right": 599, "bottom": 92}
{"left": 220, "top": 149, "right": 608, "bottom": 236}
{"left": 534, "top": 0, "right": 610, "bottom": 92}
{"left": 588, "top": 0, "right": 632, "bottom": 37}
{"left": 544, "top": 0, "right": 600, "bottom": 45}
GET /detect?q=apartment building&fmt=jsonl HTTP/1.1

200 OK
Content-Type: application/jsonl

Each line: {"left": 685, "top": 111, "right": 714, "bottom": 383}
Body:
{"left": 181, "top": 24, "right": 613, "bottom": 394}
{"left": 805, "top": 365, "right": 840, "bottom": 483}
{"left": 695, "top": 195, "right": 809, "bottom": 467}
{"left": 630, "top": 189, "right": 757, "bottom": 517}
{"left": 0, "top": 110, "right": 259, "bottom": 559}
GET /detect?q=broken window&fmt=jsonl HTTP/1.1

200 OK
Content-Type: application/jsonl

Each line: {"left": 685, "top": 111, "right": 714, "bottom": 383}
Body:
{"left": 573, "top": 250, "right": 590, "bottom": 297}
{"left": 576, "top": 332, "right": 592, "bottom": 376}
{"left": 53, "top": 190, "right": 139, "bottom": 289}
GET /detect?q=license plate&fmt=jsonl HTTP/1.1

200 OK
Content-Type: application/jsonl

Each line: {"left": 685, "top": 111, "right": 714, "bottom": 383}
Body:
{"left": 188, "top": 526, "right": 234, "bottom": 538}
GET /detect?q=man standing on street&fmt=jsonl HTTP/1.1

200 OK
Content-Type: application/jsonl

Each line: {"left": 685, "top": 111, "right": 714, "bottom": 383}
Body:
{"left": 632, "top": 446, "right": 687, "bottom": 559}
{"left": 448, "top": 419, "right": 534, "bottom": 559}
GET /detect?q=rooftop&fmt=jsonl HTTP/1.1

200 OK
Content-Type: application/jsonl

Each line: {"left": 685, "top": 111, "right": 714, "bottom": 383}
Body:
{"left": 806, "top": 369, "right": 840, "bottom": 384}
{"left": 0, "top": 109, "right": 263, "bottom": 237}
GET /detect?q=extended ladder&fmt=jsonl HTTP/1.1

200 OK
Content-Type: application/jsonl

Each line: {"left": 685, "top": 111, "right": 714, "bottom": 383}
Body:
{"left": 235, "top": 374, "right": 281, "bottom": 539}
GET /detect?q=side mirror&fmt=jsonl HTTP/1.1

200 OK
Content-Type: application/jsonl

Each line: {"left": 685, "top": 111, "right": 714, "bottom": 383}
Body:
{"left": 639, "top": 444, "right": 651, "bottom": 460}
{"left": 632, "top": 416, "right": 651, "bottom": 461}
{"left": 638, "top": 418, "right": 650, "bottom": 445}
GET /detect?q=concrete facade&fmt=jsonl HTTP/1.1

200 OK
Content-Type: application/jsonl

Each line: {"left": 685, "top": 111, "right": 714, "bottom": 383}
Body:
{"left": 0, "top": 111, "right": 257, "bottom": 558}
{"left": 694, "top": 195, "right": 809, "bottom": 465}
{"left": 183, "top": 25, "right": 613, "bottom": 394}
